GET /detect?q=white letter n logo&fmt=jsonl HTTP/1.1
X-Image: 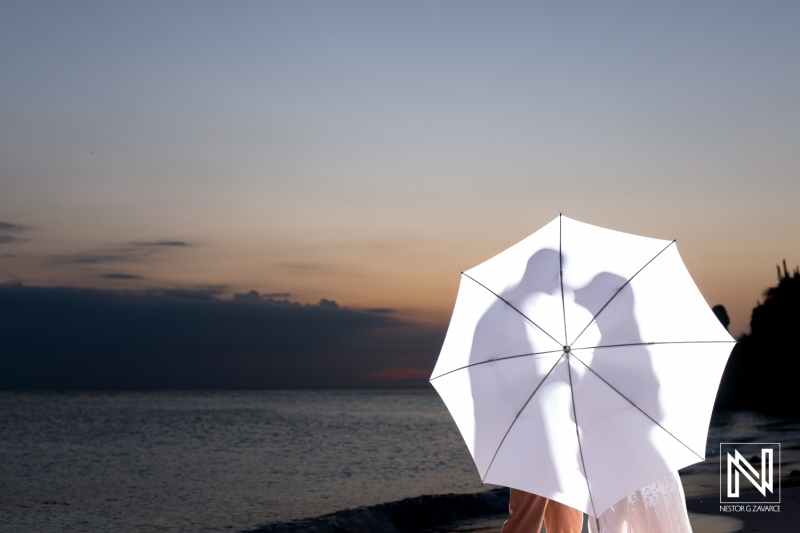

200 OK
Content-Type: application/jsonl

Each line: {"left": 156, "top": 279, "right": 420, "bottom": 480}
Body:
{"left": 727, "top": 448, "right": 773, "bottom": 497}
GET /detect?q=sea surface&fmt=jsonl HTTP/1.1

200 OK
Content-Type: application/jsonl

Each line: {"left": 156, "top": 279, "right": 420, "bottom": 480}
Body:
{"left": 1, "top": 388, "right": 799, "bottom": 533}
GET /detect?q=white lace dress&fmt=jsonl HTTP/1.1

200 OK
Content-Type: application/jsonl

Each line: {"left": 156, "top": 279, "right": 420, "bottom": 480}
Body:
{"left": 588, "top": 472, "right": 692, "bottom": 533}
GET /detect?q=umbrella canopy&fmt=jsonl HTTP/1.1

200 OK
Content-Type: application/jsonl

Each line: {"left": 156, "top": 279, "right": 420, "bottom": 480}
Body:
{"left": 430, "top": 215, "right": 735, "bottom": 518}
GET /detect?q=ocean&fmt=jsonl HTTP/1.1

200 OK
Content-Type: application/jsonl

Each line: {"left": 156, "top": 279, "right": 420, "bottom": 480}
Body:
{"left": 1, "top": 389, "right": 798, "bottom": 532}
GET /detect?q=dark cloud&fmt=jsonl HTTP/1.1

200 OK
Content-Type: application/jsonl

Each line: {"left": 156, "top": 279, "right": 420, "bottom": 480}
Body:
{"left": 130, "top": 241, "right": 190, "bottom": 247}
{"left": 231, "top": 290, "right": 296, "bottom": 304}
{"left": 0, "top": 284, "right": 443, "bottom": 389}
{"left": 0, "top": 222, "right": 29, "bottom": 232}
{"left": 365, "top": 308, "right": 396, "bottom": 314}
{"left": 263, "top": 292, "right": 292, "bottom": 299}
{"left": 144, "top": 286, "right": 228, "bottom": 300}
{"left": 278, "top": 262, "right": 341, "bottom": 274}
{"left": 52, "top": 240, "right": 189, "bottom": 265}
{"left": 232, "top": 291, "right": 343, "bottom": 311}
{"left": 100, "top": 273, "right": 145, "bottom": 280}
{"left": 0, "top": 235, "right": 27, "bottom": 244}
{"left": 318, "top": 298, "right": 339, "bottom": 309}
{"left": 51, "top": 247, "right": 156, "bottom": 265}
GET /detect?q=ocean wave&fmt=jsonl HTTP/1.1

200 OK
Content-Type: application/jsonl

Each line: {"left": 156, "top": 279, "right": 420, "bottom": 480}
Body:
{"left": 244, "top": 488, "right": 509, "bottom": 533}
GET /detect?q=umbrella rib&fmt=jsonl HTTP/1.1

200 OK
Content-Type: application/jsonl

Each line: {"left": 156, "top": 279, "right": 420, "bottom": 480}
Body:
{"left": 570, "top": 340, "right": 737, "bottom": 352}
{"left": 481, "top": 352, "right": 568, "bottom": 483}
{"left": 428, "top": 349, "right": 564, "bottom": 382}
{"left": 461, "top": 271, "right": 562, "bottom": 347}
{"left": 569, "top": 352, "right": 706, "bottom": 462}
{"left": 567, "top": 356, "right": 598, "bottom": 518}
{"left": 569, "top": 240, "right": 676, "bottom": 347}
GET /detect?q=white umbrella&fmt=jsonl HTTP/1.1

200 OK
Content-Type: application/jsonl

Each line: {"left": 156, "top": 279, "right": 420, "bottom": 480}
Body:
{"left": 430, "top": 215, "right": 735, "bottom": 518}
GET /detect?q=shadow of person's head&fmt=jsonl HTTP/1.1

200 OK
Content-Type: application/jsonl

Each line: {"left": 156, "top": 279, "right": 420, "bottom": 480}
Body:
{"left": 508, "top": 248, "right": 561, "bottom": 299}
{"left": 573, "top": 272, "right": 628, "bottom": 322}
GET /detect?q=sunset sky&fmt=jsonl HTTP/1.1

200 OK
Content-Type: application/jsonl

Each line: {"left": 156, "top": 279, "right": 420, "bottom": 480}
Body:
{"left": 2, "top": 2, "right": 799, "bottom": 387}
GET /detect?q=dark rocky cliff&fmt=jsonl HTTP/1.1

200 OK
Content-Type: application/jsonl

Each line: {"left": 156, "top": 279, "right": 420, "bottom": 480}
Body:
{"left": 716, "top": 260, "right": 800, "bottom": 416}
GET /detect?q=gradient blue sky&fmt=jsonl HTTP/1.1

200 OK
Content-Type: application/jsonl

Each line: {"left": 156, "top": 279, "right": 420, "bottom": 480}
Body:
{"left": 2, "top": 2, "right": 799, "bottom": 385}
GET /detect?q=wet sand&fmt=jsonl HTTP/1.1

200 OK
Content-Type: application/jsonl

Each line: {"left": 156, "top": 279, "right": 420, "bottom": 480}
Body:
{"left": 434, "top": 486, "right": 800, "bottom": 533}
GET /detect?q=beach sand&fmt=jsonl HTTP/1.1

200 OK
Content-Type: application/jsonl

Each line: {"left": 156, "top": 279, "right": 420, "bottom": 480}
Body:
{"left": 433, "top": 486, "right": 800, "bottom": 533}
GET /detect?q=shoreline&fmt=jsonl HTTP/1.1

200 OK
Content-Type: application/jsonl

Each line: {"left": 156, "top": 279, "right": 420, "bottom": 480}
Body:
{"left": 437, "top": 487, "right": 800, "bottom": 533}
{"left": 243, "top": 489, "right": 509, "bottom": 533}
{"left": 246, "top": 485, "right": 800, "bottom": 533}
